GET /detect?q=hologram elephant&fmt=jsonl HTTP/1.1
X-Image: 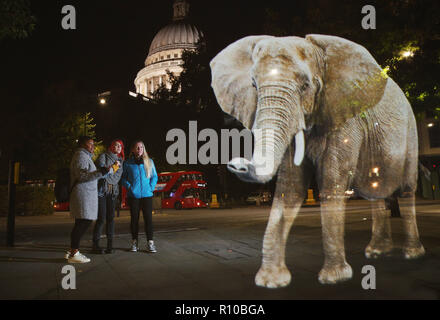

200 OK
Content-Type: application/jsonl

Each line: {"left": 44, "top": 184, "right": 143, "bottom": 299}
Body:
{"left": 210, "top": 35, "right": 425, "bottom": 287}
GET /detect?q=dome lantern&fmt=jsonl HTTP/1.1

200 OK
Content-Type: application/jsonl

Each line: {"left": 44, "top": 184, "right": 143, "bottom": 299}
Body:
{"left": 173, "top": 0, "right": 190, "bottom": 21}
{"left": 134, "top": 0, "right": 203, "bottom": 99}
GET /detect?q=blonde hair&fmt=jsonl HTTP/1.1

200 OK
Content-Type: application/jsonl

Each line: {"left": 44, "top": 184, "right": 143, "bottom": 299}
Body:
{"left": 131, "top": 141, "right": 152, "bottom": 178}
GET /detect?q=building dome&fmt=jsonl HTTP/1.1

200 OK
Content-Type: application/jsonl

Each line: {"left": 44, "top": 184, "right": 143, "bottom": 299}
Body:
{"left": 148, "top": 21, "right": 203, "bottom": 56}
{"left": 134, "top": 0, "right": 203, "bottom": 98}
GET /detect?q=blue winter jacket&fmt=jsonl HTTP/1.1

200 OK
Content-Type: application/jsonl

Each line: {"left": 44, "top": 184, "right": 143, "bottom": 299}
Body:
{"left": 121, "top": 157, "right": 158, "bottom": 199}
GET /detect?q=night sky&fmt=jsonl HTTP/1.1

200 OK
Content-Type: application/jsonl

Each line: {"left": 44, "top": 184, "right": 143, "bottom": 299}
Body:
{"left": 2, "top": 0, "right": 394, "bottom": 106}
{"left": 2, "top": 0, "right": 438, "bottom": 107}
{"left": 1, "top": 0, "right": 278, "bottom": 103}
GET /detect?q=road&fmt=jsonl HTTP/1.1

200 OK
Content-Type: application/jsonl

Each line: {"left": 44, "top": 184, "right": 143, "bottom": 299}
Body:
{"left": 0, "top": 200, "right": 439, "bottom": 300}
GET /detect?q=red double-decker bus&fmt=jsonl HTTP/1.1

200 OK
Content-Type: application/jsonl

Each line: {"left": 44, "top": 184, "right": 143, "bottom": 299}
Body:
{"left": 154, "top": 171, "right": 209, "bottom": 209}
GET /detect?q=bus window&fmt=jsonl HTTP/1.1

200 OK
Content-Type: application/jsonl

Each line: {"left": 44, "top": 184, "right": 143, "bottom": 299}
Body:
{"left": 199, "top": 189, "right": 208, "bottom": 202}
{"left": 182, "top": 189, "right": 194, "bottom": 198}
{"left": 164, "top": 191, "right": 172, "bottom": 199}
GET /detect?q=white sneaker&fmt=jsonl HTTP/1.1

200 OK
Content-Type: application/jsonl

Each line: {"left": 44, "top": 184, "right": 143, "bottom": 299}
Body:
{"left": 130, "top": 240, "right": 138, "bottom": 252}
{"left": 147, "top": 240, "right": 157, "bottom": 253}
{"left": 68, "top": 251, "right": 91, "bottom": 263}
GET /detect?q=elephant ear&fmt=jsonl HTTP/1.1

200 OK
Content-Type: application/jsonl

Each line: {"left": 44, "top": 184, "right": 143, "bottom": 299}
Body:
{"left": 210, "top": 36, "right": 273, "bottom": 130}
{"left": 306, "top": 34, "right": 388, "bottom": 130}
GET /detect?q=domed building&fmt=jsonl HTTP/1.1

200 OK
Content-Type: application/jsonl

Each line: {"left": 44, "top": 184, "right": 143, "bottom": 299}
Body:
{"left": 134, "top": 0, "right": 203, "bottom": 98}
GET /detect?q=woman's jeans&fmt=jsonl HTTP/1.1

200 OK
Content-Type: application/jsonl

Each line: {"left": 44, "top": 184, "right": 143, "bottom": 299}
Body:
{"left": 71, "top": 219, "right": 92, "bottom": 250}
{"left": 93, "top": 195, "right": 115, "bottom": 243}
{"left": 128, "top": 197, "right": 153, "bottom": 241}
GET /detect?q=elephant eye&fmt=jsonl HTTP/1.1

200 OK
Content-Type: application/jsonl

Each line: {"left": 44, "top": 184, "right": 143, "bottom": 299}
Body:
{"left": 252, "top": 78, "right": 257, "bottom": 89}
{"left": 301, "top": 82, "right": 310, "bottom": 91}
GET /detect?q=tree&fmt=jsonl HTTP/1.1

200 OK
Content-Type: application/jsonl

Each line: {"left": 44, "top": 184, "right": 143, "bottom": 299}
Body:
{"left": 154, "top": 38, "right": 219, "bottom": 116}
{"left": 260, "top": 0, "right": 440, "bottom": 118}
{"left": 23, "top": 112, "right": 102, "bottom": 180}
{"left": 0, "top": 0, "right": 36, "bottom": 40}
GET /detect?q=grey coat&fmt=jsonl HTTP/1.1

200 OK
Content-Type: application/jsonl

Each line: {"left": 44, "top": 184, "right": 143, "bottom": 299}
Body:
{"left": 96, "top": 151, "right": 123, "bottom": 198}
{"left": 69, "top": 148, "right": 103, "bottom": 220}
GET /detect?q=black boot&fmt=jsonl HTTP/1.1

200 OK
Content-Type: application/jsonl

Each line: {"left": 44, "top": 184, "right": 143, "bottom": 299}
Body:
{"left": 105, "top": 238, "right": 114, "bottom": 254}
{"left": 92, "top": 240, "right": 104, "bottom": 254}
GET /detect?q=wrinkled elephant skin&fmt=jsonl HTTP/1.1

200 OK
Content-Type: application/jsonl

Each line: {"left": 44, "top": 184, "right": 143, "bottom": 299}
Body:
{"left": 210, "top": 34, "right": 425, "bottom": 287}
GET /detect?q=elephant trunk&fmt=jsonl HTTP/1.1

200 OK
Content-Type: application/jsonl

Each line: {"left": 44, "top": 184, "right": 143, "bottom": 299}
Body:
{"left": 228, "top": 84, "right": 306, "bottom": 183}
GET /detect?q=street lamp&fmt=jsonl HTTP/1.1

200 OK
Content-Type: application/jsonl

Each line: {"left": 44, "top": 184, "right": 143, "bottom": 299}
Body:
{"left": 98, "top": 91, "right": 111, "bottom": 106}
{"left": 402, "top": 51, "right": 413, "bottom": 58}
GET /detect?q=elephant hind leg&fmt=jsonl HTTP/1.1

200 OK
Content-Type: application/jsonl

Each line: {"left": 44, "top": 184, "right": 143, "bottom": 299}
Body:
{"left": 398, "top": 194, "right": 425, "bottom": 259}
{"left": 365, "top": 199, "right": 393, "bottom": 259}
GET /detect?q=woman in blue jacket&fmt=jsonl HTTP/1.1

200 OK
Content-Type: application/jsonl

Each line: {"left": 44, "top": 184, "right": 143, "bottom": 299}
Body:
{"left": 121, "top": 140, "right": 158, "bottom": 253}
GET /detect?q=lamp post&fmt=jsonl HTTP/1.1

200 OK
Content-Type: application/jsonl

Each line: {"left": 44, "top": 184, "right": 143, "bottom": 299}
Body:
{"left": 6, "top": 152, "right": 19, "bottom": 247}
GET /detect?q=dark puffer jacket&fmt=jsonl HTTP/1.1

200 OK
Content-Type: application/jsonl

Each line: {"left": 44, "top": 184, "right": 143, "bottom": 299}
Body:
{"left": 96, "top": 151, "right": 123, "bottom": 199}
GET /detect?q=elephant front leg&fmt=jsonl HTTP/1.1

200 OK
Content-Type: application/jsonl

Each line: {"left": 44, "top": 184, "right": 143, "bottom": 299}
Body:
{"left": 255, "top": 150, "right": 309, "bottom": 288}
{"left": 255, "top": 196, "right": 302, "bottom": 288}
{"left": 365, "top": 199, "right": 393, "bottom": 258}
{"left": 318, "top": 198, "right": 353, "bottom": 284}
{"left": 398, "top": 195, "right": 425, "bottom": 259}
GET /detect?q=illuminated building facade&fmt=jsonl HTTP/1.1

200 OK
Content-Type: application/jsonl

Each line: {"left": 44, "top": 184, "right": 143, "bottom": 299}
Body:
{"left": 134, "top": 0, "right": 203, "bottom": 98}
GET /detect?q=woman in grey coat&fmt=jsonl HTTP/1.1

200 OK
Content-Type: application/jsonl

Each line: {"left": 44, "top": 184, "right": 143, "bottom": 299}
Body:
{"left": 66, "top": 136, "right": 114, "bottom": 263}
{"left": 92, "top": 139, "right": 124, "bottom": 254}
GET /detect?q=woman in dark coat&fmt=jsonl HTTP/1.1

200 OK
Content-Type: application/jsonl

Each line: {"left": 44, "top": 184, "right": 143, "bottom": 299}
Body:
{"left": 92, "top": 139, "right": 124, "bottom": 254}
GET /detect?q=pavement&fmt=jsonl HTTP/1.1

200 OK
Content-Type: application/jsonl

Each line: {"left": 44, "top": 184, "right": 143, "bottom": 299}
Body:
{"left": 0, "top": 199, "right": 439, "bottom": 300}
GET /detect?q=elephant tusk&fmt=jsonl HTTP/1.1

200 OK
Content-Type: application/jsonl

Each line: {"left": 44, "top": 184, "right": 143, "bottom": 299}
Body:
{"left": 294, "top": 130, "right": 305, "bottom": 166}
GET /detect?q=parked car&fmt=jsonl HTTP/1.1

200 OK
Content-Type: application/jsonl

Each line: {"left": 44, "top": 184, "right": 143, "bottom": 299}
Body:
{"left": 53, "top": 201, "right": 69, "bottom": 211}
{"left": 246, "top": 192, "right": 272, "bottom": 205}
